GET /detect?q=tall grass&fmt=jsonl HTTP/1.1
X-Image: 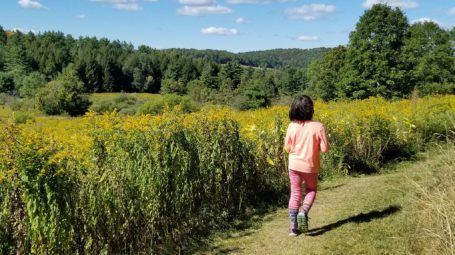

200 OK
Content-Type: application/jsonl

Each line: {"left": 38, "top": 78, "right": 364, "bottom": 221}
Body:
{"left": 412, "top": 129, "right": 455, "bottom": 255}
{"left": 1, "top": 96, "right": 455, "bottom": 253}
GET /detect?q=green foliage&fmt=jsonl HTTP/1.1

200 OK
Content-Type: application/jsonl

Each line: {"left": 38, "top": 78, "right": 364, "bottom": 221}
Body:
{"left": 136, "top": 94, "right": 199, "bottom": 115}
{"left": 12, "top": 111, "right": 35, "bottom": 124}
{"left": 307, "top": 46, "right": 347, "bottom": 101}
{"left": 402, "top": 22, "right": 455, "bottom": 89}
{"left": 167, "top": 47, "right": 330, "bottom": 69}
{"left": 234, "top": 80, "right": 271, "bottom": 110}
{"left": 0, "top": 126, "right": 78, "bottom": 254}
{"left": 0, "top": 93, "right": 16, "bottom": 105}
{"left": 0, "top": 111, "right": 279, "bottom": 253}
{"left": 36, "top": 65, "right": 91, "bottom": 116}
{"left": 4, "top": 34, "right": 29, "bottom": 73}
{"left": 89, "top": 93, "right": 142, "bottom": 115}
{"left": 18, "top": 72, "right": 47, "bottom": 98}
{"left": 0, "top": 25, "right": 6, "bottom": 45}
{"left": 307, "top": 4, "right": 455, "bottom": 100}
{"left": 277, "top": 67, "right": 307, "bottom": 95}
{"left": 0, "top": 72, "right": 14, "bottom": 94}
{"left": 10, "top": 98, "right": 35, "bottom": 112}
{"left": 346, "top": 4, "right": 409, "bottom": 99}
{"left": 160, "top": 78, "right": 187, "bottom": 95}
{"left": 200, "top": 62, "right": 219, "bottom": 89}
{"left": 219, "top": 60, "right": 243, "bottom": 90}
{"left": 417, "top": 83, "right": 455, "bottom": 96}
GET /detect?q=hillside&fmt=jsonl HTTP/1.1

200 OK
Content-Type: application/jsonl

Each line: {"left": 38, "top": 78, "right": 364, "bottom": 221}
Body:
{"left": 164, "top": 48, "right": 330, "bottom": 69}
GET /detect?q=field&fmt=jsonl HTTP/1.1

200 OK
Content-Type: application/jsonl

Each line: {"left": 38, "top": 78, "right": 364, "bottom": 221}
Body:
{"left": 1, "top": 95, "right": 455, "bottom": 254}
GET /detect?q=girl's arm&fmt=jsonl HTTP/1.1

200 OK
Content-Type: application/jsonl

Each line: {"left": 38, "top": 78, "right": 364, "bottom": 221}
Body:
{"left": 284, "top": 125, "right": 293, "bottom": 153}
{"left": 319, "top": 125, "right": 329, "bottom": 153}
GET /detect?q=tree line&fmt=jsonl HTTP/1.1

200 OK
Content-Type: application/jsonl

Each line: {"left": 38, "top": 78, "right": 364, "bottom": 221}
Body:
{"left": 0, "top": 26, "right": 310, "bottom": 114}
{"left": 0, "top": 4, "right": 454, "bottom": 116}
{"left": 308, "top": 4, "right": 455, "bottom": 101}
{"left": 165, "top": 47, "right": 330, "bottom": 69}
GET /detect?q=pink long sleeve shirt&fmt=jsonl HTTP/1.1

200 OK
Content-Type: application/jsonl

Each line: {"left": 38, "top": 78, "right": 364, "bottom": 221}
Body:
{"left": 285, "top": 120, "right": 329, "bottom": 173}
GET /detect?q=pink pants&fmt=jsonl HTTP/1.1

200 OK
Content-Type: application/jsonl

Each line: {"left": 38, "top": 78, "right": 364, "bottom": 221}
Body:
{"left": 288, "top": 169, "right": 318, "bottom": 211}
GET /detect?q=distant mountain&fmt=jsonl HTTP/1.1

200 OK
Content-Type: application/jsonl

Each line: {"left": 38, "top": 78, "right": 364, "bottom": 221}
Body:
{"left": 163, "top": 48, "right": 331, "bottom": 69}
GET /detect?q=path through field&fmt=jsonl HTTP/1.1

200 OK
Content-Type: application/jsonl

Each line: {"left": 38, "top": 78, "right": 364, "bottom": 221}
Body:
{"left": 201, "top": 156, "right": 434, "bottom": 255}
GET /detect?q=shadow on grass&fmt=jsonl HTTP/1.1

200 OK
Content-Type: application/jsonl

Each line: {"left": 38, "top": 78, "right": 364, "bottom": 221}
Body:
{"left": 186, "top": 205, "right": 280, "bottom": 254}
{"left": 306, "top": 205, "right": 402, "bottom": 237}
{"left": 319, "top": 183, "right": 345, "bottom": 191}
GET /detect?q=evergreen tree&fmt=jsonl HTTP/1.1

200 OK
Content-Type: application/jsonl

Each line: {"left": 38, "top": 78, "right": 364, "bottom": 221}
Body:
{"left": 4, "top": 32, "right": 29, "bottom": 73}
{"left": 0, "top": 26, "right": 6, "bottom": 45}
{"left": 200, "top": 62, "right": 219, "bottom": 89}
{"left": 219, "top": 60, "right": 243, "bottom": 90}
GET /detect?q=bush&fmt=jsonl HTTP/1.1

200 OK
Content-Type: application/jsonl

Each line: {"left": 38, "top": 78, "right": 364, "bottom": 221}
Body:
{"left": 36, "top": 67, "right": 91, "bottom": 116}
{"left": 136, "top": 94, "right": 199, "bottom": 115}
{"left": 10, "top": 98, "right": 35, "bottom": 112}
{"left": 0, "top": 72, "right": 14, "bottom": 94}
{"left": 160, "top": 78, "right": 186, "bottom": 95}
{"left": 0, "top": 93, "right": 16, "bottom": 106}
{"left": 233, "top": 84, "right": 270, "bottom": 110}
{"left": 90, "top": 93, "right": 141, "bottom": 115}
{"left": 18, "top": 72, "right": 47, "bottom": 98}
{"left": 417, "top": 83, "right": 455, "bottom": 96}
{"left": 12, "top": 111, "right": 35, "bottom": 124}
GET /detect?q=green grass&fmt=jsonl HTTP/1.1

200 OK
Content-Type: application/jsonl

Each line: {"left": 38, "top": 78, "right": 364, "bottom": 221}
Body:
{"left": 89, "top": 92, "right": 162, "bottom": 104}
{"left": 198, "top": 145, "right": 455, "bottom": 255}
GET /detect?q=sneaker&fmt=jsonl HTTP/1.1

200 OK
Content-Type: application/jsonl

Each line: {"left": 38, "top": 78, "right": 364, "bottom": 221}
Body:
{"left": 288, "top": 228, "right": 298, "bottom": 237}
{"left": 297, "top": 212, "right": 308, "bottom": 233}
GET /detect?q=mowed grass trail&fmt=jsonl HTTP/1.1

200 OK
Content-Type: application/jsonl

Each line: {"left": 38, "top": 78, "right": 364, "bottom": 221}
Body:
{"left": 201, "top": 148, "right": 453, "bottom": 255}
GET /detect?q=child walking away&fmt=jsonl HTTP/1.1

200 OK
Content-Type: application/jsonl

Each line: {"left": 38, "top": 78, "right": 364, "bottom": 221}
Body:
{"left": 285, "top": 95, "right": 329, "bottom": 236}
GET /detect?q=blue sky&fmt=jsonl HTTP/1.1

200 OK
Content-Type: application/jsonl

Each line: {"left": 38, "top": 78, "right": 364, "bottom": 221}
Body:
{"left": 1, "top": 0, "right": 454, "bottom": 52}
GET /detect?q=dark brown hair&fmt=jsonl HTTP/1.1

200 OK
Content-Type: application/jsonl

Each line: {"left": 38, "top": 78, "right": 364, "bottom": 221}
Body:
{"left": 289, "top": 95, "right": 314, "bottom": 121}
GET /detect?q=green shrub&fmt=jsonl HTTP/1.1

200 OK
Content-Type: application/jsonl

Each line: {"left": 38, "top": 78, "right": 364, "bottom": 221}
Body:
{"left": 90, "top": 93, "right": 141, "bottom": 115}
{"left": 18, "top": 72, "right": 47, "bottom": 98}
{"left": 0, "top": 93, "right": 16, "bottom": 106}
{"left": 10, "top": 98, "right": 35, "bottom": 112}
{"left": 12, "top": 111, "right": 34, "bottom": 124}
{"left": 0, "top": 72, "right": 14, "bottom": 94}
{"left": 417, "top": 83, "right": 455, "bottom": 96}
{"left": 233, "top": 85, "right": 270, "bottom": 110}
{"left": 160, "top": 78, "right": 186, "bottom": 95}
{"left": 136, "top": 94, "right": 199, "bottom": 115}
{"left": 36, "top": 67, "right": 91, "bottom": 116}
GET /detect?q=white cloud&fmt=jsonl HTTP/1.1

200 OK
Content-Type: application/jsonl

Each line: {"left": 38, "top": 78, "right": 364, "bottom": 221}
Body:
{"left": 18, "top": 0, "right": 46, "bottom": 9}
{"left": 77, "top": 14, "right": 86, "bottom": 19}
{"left": 226, "top": 0, "right": 269, "bottom": 3}
{"left": 297, "top": 35, "right": 319, "bottom": 41}
{"left": 115, "top": 3, "right": 142, "bottom": 10}
{"left": 91, "top": 0, "right": 148, "bottom": 11}
{"left": 411, "top": 18, "right": 440, "bottom": 25}
{"left": 236, "top": 17, "right": 246, "bottom": 23}
{"left": 201, "top": 26, "right": 239, "bottom": 36}
{"left": 226, "top": 0, "right": 294, "bottom": 3}
{"left": 11, "top": 27, "right": 36, "bottom": 34}
{"left": 285, "top": 4, "right": 336, "bottom": 21}
{"left": 178, "top": 0, "right": 214, "bottom": 5}
{"left": 177, "top": 5, "right": 232, "bottom": 16}
{"left": 362, "top": 0, "right": 417, "bottom": 9}
{"left": 449, "top": 7, "right": 455, "bottom": 16}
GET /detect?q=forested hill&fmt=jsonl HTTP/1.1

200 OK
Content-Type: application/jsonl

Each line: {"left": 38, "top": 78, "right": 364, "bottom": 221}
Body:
{"left": 163, "top": 48, "right": 330, "bottom": 69}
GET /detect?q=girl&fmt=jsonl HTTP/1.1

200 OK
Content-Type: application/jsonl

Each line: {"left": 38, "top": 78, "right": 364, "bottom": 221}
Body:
{"left": 285, "top": 95, "right": 329, "bottom": 236}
